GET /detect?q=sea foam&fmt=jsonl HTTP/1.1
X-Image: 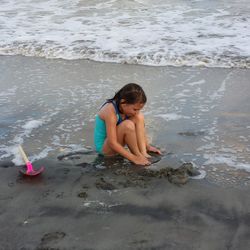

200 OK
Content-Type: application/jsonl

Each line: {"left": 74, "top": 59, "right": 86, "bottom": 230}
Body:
{"left": 0, "top": 0, "right": 249, "bottom": 68}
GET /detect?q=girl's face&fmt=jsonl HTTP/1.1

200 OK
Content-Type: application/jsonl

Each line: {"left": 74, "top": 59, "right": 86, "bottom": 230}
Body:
{"left": 120, "top": 102, "right": 144, "bottom": 117}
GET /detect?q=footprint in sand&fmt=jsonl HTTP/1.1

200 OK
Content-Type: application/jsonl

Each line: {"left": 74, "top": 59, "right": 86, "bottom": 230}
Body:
{"left": 40, "top": 231, "right": 66, "bottom": 245}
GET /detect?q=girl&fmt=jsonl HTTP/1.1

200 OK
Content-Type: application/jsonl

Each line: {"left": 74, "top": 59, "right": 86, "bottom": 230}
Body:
{"left": 94, "top": 83, "right": 161, "bottom": 166}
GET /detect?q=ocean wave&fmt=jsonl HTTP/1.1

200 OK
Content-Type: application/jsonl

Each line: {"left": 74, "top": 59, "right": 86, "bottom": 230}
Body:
{"left": 1, "top": 0, "right": 250, "bottom": 68}
{"left": 1, "top": 42, "right": 250, "bottom": 68}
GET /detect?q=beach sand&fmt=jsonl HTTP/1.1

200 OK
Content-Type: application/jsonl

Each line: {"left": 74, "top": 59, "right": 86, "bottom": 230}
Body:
{"left": 0, "top": 56, "right": 250, "bottom": 249}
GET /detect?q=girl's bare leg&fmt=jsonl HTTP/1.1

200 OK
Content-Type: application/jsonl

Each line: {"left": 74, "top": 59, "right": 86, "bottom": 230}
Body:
{"left": 130, "top": 113, "right": 151, "bottom": 157}
{"left": 102, "top": 120, "right": 142, "bottom": 156}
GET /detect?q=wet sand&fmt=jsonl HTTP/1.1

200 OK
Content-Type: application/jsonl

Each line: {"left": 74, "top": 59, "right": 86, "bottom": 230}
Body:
{"left": 0, "top": 56, "right": 250, "bottom": 249}
{"left": 1, "top": 157, "right": 250, "bottom": 250}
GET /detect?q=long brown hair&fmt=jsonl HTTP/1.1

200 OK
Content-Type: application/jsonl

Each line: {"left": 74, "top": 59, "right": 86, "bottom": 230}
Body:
{"left": 108, "top": 83, "right": 147, "bottom": 108}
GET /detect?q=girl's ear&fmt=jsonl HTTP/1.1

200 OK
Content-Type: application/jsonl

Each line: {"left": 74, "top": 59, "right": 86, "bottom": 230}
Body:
{"left": 120, "top": 98, "right": 126, "bottom": 104}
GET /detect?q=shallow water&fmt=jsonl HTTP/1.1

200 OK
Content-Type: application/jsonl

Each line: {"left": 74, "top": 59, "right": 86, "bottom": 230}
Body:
{"left": 0, "top": 0, "right": 250, "bottom": 67}
{"left": 0, "top": 56, "right": 250, "bottom": 187}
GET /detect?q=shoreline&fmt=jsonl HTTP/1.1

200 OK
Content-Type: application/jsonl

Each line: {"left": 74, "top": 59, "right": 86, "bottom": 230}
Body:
{"left": 2, "top": 54, "right": 250, "bottom": 70}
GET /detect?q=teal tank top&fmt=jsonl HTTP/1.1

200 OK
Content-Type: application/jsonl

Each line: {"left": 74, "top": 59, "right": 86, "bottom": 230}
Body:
{"left": 94, "top": 114, "right": 107, "bottom": 153}
{"left": 94, "top": 100, "right": 125, "bottom": 154}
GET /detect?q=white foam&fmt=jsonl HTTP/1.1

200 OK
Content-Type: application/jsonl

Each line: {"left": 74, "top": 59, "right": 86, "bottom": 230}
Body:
{"left": 0, "top": 0, "right": 249, "bottom": 68}
{"left": 0, "top": 86, "right": 17, "bottom": 98}
{"left": 203, "top": 153, "right": 250, "bottom": 172}
{"left": 30, "top": 146, "right": 53, "bottom": 162}
{"left": 189, "top": 170, "right": 207, "bottom": 180}
{"left": 0, "top": 119, "right": 46, "bottom": 163}
{"left": 187, "top": 80, "right": 205, "bottom": 86}
{"left": 210, "top": 72, "right": 233, "bottom": 101}
{"left": 81, "top": 200, "right": 121, "bottom": 208}
{"left": 12, "top": 119, "right": 44, "bottom": 145}
{"left": 22, "top": 120, "right": 43, "bottom": 131}
{"left": 155, "top": 113, "right": 190, "bottom": 121}
{"left": 174, "top": 93, "right": 188, "bottom": 98}
{"left": 11, "top": 145, "right": 53, "bottom": 165}
{"left": 0, "top": 145, "right": 21, "bottom": 163}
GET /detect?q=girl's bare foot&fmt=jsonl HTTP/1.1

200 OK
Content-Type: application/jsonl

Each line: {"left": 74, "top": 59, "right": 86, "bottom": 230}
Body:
{"left": 142, "top": 152, "right": 151, "bottom": 158}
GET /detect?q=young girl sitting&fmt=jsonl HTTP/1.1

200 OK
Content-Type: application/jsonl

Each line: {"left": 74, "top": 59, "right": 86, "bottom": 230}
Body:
{"left": 94, "top": 83, "right": 161, "bottom": 166}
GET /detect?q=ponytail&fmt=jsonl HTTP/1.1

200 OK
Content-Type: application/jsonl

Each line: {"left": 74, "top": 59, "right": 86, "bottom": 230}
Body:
{"left": 108, "top": 83, "right": 147, "bottom": 105}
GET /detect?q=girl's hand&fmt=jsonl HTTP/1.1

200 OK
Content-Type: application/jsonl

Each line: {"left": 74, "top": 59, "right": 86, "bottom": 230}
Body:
{"left": 133, "top": 155, "right": 151, "bottom": 166}
{"left": 147, "top": 145, "right": 162, "bottom": 155}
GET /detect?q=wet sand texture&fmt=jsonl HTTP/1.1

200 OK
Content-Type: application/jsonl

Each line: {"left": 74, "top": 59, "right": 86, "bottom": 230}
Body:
{"left": 0, "top": 156, "right": 250, "bottom": 250}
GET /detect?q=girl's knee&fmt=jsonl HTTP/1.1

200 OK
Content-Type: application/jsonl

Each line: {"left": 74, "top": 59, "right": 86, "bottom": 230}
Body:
{"left": 122, "top": 120, "right": 135, "bottom": 131}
